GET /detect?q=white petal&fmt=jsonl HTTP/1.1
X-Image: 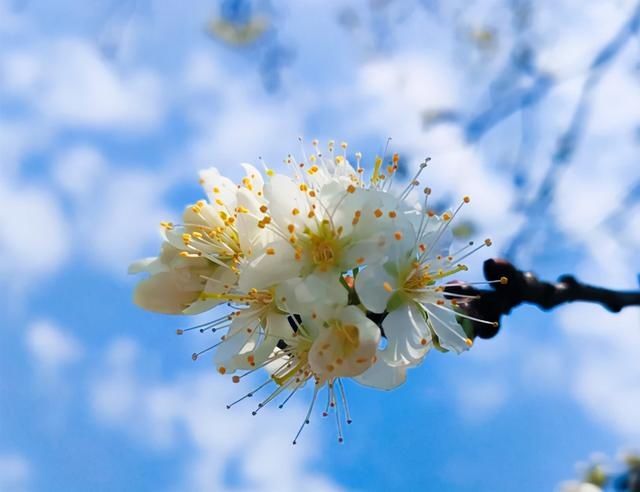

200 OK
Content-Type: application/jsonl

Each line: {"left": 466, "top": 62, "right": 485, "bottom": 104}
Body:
{"left": 133, "top": 270, "right": 203, "bottom": 314}
{"left": 308, "top": 305, "right": 380, "bottom": 382}
{"left": 213, "top": 316, "right": 260, "bottom": 371}
{"left": 235, "top": 188, "right": 270, "bottom": 253}
{"left": 381, "top": 304, "right": 431, "bottom": 366}
{"left": 238, "top": 238, "right": 300, "bottom": 291}
{"left": 240, "top": 163, "right": 264, "bottom": 193}
{"left": 355, "top": 264, "right": 394, "bottom": 313}
{"left": 199, "top": 167, "right": 236, "bottom": 207}
{"left": 128, "top": 257, "right": 156, "bottom": 274}
{"left": 340, "top": 234, "right": 390, "bottom": 270}
{"left": 264, "top": 174, "right": 310, "bottom": 230}
{"left": 354, "top": 355, "right": 407, "bottom": 390}
{"left": 264, "top": 312, "right": 294, "bottom": 340}
{"left": 423, "top": 303, "right": 469, "bottom": 354}
{"left": 182, "top": 267, "right": 237, "bottom": 315}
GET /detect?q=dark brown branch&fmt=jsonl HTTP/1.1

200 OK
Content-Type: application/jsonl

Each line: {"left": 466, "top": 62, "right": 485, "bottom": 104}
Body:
{"left": 446, "top": 258, "right": 640, "bottom": 339}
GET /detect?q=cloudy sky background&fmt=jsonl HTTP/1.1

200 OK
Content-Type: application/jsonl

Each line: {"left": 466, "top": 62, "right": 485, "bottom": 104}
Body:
{"left": 1, "top": 0, "right": 640, "bottom": 490}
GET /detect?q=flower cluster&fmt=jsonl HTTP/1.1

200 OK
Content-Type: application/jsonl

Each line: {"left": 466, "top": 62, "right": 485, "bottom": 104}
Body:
{"left": 130, "top": 139, "right": 498, "bottom": 443}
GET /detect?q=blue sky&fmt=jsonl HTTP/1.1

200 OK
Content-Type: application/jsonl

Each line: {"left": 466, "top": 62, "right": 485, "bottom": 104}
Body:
{"left": 1, "top": 1, "right": 640, "bottom": 491}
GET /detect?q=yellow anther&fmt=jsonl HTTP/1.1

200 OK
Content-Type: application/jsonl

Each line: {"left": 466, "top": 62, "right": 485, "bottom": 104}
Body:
{"left": 442, "top": 212, "right": 452, "bottom": 221}
{"left": 374, "top": 209, "right": 383, "bottom": 218}
{"left": 500, "top": 276, "right": 509, "bottom": 285}
{"left": 266, "top": 169, "right": 274, "bottom": 177}
{"left": 287, "top": 224, "right": 295, "bottom": 233}
{"left": 394, "top": 231, "right": 403, "bottom": 241}
{"left": 388, "top": 211, "right": 397, "bottom": 218}
{"left": 383, "top": 282, "right": 393, "bottom": 293}
{"left": 484, "top": 238, "right": 492, "bottom": 247}
{"left": 465, "top": 338, "right": 473, "bottom": 347}
{"left": 463, "top": 195, "right": 471, "bottom": 203}
{"left": 292, "top": 208, "right": 300, "bottom": 216}
{"left": 307, "top": 165, "right": 319, "bottom": 175}
{"left": 259, "top": 205, "right": 268, "bottom": 213}
{"left": 346, "top": 184, "right": 356, "bottom": 193}
{"left": 266, "top": 247, "right": 276, "bottom": 255}
{"left": 372, "top": 156, "right": 383, "bottom": 184}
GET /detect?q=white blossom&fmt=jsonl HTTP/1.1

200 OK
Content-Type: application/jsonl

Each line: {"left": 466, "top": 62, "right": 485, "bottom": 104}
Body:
{"left": 130, "top": 139, "right": 495, "bottom": 443}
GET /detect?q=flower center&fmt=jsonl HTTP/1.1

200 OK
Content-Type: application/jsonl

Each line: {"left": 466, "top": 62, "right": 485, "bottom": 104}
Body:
{"left": 332, "top": 322, "right": 360, "bottom": 358}
{"left": 404, "top": 264, "right": 433, "bottom": 290}
{"left": 403, "top": 261, "right": 468, "bottom": 291}
{"left": 306, "top": 223, "right": 342, "bottom": 272}
{"left": 312, "top": 239, "right": 337, "bottom": 270}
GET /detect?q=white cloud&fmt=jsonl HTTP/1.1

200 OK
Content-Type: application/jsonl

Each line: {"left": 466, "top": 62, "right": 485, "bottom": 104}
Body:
{"left": 0, "top": 37, "right": 165, "bottom": 131}
{"left": 559, "top": 303, "right": 640, "bottom": 438}
{"left": 0, "top": 453, "right": 30, "bottom": 492}
{"left": 89, "top": 338, "right": 344, "bottom": 492}
{"left": 77, "top": 168, "right": 173, "bottom": 274}
{"left": 0, "top": 119, "right": 52, "bottom": 179}
{"left": 50, "top": 145, "right": 174, "bottom": 274}
{"left": 519, "top": 343, "right": 566, "bottom": 392}
{"left": 52, "top": 145, "right": 107, "bottom": 198}
{"left": 0, "top": 181, "right": 70, "bottom": 284}
{"left": 181, "top": 52, "right": 304, "bottom": 174}
{"left": 353, "top": 53, "right": 522, "bottom": 256}
{"left": 454, "top": 378, "right": 508, "bottom": 423}
{"left": 26, "top": 320, "right": 83, "bottom": 373}
{"left": 535, "top": 0, "right": 638, "bottom": 77}
{"left": 0, "top": 0, "right": 26, "bottom": 35}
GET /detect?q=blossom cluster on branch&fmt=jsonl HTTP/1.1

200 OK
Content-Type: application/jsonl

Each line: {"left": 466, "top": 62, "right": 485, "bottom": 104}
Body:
{"left": 130, "top": 140, "right": 493, "bottom": 442}
{"left": 560, "top": 453, "right": 640, "bottom": 492}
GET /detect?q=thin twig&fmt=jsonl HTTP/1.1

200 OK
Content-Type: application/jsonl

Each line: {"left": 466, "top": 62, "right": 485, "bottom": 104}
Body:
{"left": 446, "top": 258, "right": 640, "bottom": 339}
